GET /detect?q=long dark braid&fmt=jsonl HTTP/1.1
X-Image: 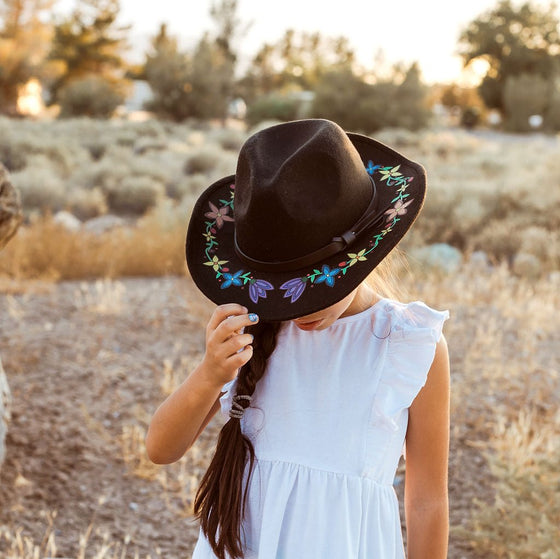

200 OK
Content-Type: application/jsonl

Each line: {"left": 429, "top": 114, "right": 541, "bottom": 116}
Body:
{"left": 194, "top": 320, "right": 281, "bottom": 559}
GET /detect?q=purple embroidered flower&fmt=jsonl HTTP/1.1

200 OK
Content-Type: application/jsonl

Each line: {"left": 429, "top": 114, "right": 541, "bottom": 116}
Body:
{"left": 205, "top": 202, "right": 234, "bottom": 228}
{"left": 315, "top": 265, "right": 340, "bottom": 287}
{"left": 221, "top": 270, "right": 244, "bottom": 289}
{"left": 280, "top": 277, "right": 307, "bottom": 303}
{"left": 384, "top": 199, "right": 414, "bottom": 222}
{"left": 249, "top": 279, "right": 274, "bottom": 303}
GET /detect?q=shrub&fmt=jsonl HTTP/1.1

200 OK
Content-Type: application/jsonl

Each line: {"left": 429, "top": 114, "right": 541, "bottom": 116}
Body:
{"left": 105, "top": 176, "right": 165, "bottom": 216}
{"left": 11, "top": 157, "right": 67, "bottom": 213}
{"left": 67, "top": 187, "right": 107, "bottom": 220}
{"left": 311, "top": 68, "right": 371, "bottom": 131}
{"left": 245, "top": 94, "right": 300, "bottom": 128}
{"left": 503, "top": 73, "right": 549, "bottom": 132}
{"left": 210, "top": 128, "right": 247, "bottom": 152}
{"left": 183, "top": 147, "right": 222, "bottom": 175}
{"left": 0, "top": 141, "right": 27, "bottom": 172}
{"left": 544, "top": 84, "right": 560, "bottom": 131}
{"left": 167, "top": 174, "right": 208, "bottom": 200}
{"left": 58, "top": 76, "right": 125, "bottom": 119}
{"left": 471, "top": 220, "right": 523, "bottom": 263}
{"left": 460, "top": 106, "right": 480, "bottom": 129}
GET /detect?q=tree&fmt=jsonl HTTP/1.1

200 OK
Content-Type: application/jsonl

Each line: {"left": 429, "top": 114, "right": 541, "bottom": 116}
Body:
{"left": 48, "top": 0, "right": 129, "bottom": 103}
{"left": 143, "top": 1, "right": 245, "bottom": 122}
{"left": 239, "top": 30, "right": 356, "bottom": 103}
{"left": 0, "top": 0, "right": 55, "bottom": 114}
{"left": 459, "top": 0, "right": 560, "bottom": 112}
{"left": 143, "top": 23, "right": 193, "bottom": 121}
{"left": 208, "top": 0, "right": 247, "bottom": 120}
{"left": 190, "top": 33, "right": 235, "bottom": 120}
{"left": 311, "top": 63, "right": 431, "bottom": 132}
{"left": 503, "top": 72, "right": 550, "bottom": 130}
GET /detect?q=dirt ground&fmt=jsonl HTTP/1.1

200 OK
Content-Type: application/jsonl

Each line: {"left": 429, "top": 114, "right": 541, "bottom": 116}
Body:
{"left": 0, "top": 276, "right": 484, "bottom": 558}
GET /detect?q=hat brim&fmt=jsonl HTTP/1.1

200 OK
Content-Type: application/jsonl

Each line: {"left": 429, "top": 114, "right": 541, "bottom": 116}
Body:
{"left": 185, "top": 132, "right": 426, "bottom": 322}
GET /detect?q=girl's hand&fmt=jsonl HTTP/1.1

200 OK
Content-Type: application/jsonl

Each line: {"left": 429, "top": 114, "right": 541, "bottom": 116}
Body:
{"left": 201, "top": 304, "right": 258, "bottom": 386}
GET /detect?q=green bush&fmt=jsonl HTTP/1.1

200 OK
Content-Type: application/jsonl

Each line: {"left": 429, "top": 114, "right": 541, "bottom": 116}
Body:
{"left": 460, "top": 107, "right": 481, "bottom": 129}
{"left": 312, "top": 65, "right": 431, "bottom": 132}
{"left": 105, "top": 176, "right": 165, "bottom": 216}
{"left": 245, "top": 94, "right": 300, "bottom": 128}
{"left": 183, "top": 147, "right": 222, "bottom": 175}
{"left": 67, "top": 187, "right": 107, "bottom": 220}
{"left": 311, "top": 69, "right": 371, "bottom": 131}
{"left": 545, "top": 84, "right": 560, "bottom": 131}
{"left": 503, "top": 73, "right": 549, "bottom": 132}
{"left": 58, "top": 76, "right": 125, "bottom": 119}
{"left": 12, "top": 158, "right": 66, "bottom": 213}
{"left": 0, "top": 141, "right": 27, "bottom": 172}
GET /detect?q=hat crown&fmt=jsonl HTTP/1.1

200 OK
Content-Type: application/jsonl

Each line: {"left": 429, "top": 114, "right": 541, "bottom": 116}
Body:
{"left": 235, "top": 120, "right": 373, "bottom": 263}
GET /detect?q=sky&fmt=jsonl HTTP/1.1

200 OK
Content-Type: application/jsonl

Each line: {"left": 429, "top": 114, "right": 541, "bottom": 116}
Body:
{"left": 57, "top": 0, "right": 558, "bottom": 85}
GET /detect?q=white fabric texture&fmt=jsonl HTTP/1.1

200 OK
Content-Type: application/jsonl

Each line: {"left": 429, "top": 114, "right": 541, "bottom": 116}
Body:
{"left": 192, "top": 299, "right": 449, "bottom": 559}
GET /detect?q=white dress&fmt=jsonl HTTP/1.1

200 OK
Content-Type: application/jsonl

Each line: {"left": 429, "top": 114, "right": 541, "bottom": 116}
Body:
{"left": 192, "top": 299, "right": 449, "bottom": 559}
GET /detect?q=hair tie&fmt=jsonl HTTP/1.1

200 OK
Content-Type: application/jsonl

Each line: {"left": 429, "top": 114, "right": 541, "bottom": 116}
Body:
{"left": 229, "top": 394, "right": 252, "bottom": 420}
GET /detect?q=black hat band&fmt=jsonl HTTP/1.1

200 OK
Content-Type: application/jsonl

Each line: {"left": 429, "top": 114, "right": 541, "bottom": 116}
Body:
{"left": 233, "top": 177, "right": 390, "bottom": 273}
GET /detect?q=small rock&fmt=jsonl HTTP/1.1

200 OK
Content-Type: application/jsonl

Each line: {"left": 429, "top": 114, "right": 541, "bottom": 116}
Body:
{"left": 409, "top": 243, "right": 463, "bottom": 273}
{"left": 53, "top": 211, "right": 82, "bottom": 232}
{"left": 83, "top": 214, "right": 127, "bottom": 235}
{"left": 469, "top": 250, "right": 490, "bottom": 269}
{"left": 512, "top": 252, "right": 541, "bottom": 278}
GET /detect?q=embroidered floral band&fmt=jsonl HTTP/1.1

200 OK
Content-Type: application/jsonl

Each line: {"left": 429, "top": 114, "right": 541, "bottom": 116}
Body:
{"left": 202, "top": 163, "right": 414, "bottom": 304}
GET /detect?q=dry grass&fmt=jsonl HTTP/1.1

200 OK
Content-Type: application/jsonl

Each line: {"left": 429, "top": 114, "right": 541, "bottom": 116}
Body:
{"left": 0, "top": 512, "right": 157, "bottom": 559}
{"left": 118, "top": 353, "right": 213, "bottom": 517}
{"left": 408, "top": 262, "right": 560, "bottom": 558}
{"left": 0, "top": 211, "right": 187, "bottom": 280}
{"left": 1, "top": 121, "right": 559, "bottom": 557}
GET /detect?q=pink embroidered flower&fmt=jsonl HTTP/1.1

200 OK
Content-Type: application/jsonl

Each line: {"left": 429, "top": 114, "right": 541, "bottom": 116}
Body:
{"left": 384, "top": 199, "right": 414, "bottom": 222}
{"left": 205, "top": 202, "right": 234, "bottom": 228}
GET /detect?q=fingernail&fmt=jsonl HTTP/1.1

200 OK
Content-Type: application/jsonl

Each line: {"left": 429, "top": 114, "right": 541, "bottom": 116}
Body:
{"left": 249, "top": 313, "right": 259, "bottom": 322}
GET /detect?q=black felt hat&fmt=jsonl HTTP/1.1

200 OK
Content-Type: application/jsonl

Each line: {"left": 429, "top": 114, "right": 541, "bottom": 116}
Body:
{"left": 185, "top": 119, "right": 426, "bottom": 321}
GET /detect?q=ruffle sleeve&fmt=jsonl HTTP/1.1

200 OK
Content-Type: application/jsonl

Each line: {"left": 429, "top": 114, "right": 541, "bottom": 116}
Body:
{"left": 372, "top": 301, "right": 449, "bottom": 431}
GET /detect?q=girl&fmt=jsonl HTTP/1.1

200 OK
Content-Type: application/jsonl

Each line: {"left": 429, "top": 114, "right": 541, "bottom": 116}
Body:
{"left": 146, "top": 119, "right": 450, "bottom": 559}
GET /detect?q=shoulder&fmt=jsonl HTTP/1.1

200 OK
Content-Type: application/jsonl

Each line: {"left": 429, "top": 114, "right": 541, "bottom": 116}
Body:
{"left": 380, "top": 299, "right": 449, "bottom": 344}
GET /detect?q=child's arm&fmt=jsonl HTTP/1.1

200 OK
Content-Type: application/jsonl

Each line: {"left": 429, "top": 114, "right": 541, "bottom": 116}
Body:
{"left": 404, "top": 335, "right": 450, "bottom": 559}
{"left": 145, "top": 304, "right": 257, "bottom": 464}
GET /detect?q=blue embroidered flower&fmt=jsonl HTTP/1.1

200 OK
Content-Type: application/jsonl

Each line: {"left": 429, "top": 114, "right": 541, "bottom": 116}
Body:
{"left": 203, "top": 164, "right": 414, "bottom": 304}
{"left": 221, "top": 270, "right": 244, "bottom": 289}
{"left": 315, "top": 265, "right": 340, "bottom": 287}
{"left": 366, "top": 161, "right": 381, "bottom": 175}
{"left": 280, "top": 277, "right": 307, "bottom": 303}
{"left": 249, "top": 279, "right": 274, "bottom": 303}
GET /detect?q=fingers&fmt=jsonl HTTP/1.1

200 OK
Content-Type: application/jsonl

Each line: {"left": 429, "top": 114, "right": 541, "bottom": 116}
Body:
{"left": 225, "top": 344, "right": 254, "bottom": 370}
{"left": 208, "top": 306, "right": 259, "bottom": 345}
{"left": 207, "top": 303, "right": 248, "bottom": 332}
{"left": 222, "top": 332, "right": 254, "bottom": 357}
{"left": 202, "top": 304, "right": 260, "bottom": 382}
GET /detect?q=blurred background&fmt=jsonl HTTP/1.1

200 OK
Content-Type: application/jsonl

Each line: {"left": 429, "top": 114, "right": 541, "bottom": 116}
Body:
{"left": 0, "top": 0, "right": 559, "bottom": 558}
